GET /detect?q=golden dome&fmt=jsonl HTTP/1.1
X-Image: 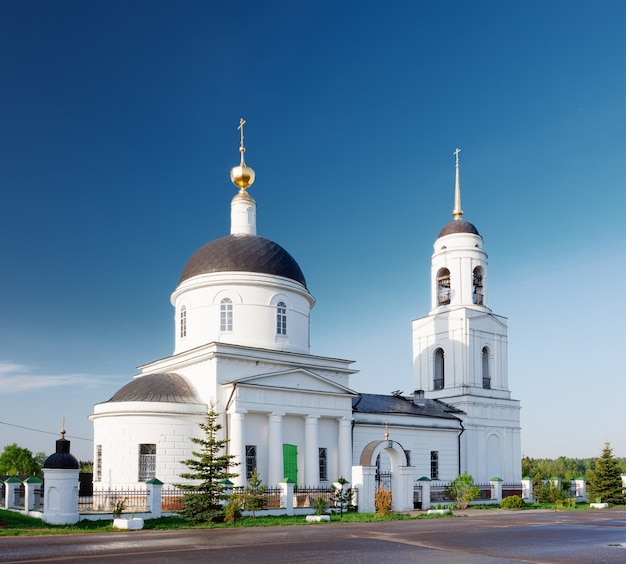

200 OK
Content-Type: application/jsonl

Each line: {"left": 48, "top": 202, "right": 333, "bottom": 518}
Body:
{"left": 230, "top": 164, "right": 255, "bottom": 190}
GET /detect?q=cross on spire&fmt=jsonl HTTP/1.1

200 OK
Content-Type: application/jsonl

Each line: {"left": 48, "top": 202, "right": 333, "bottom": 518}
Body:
{"left": 237, "top": 118, "right": 247, "bottom": 165}
{"left": 454, "top": 147, "right": 461, "bottom": 165}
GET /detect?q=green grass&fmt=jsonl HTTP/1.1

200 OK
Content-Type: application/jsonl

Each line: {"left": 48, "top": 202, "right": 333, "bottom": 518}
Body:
{"left": 4, "top": 502, "right": 606, "bottom": 535}
{"left": 0, "top": 509, "right": 426, "bottom": 536}
{"left": 145, "top": 511, "right": 417, "bottom": 529}
{"left": 0, "top": 510, "right": 116, "bottom": 536}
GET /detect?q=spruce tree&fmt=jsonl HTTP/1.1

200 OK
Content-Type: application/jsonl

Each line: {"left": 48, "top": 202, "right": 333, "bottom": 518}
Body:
{"left": 587, "top": 442, "right": 625, "bottom": 505}
{"left": 242, "top": 468, "right": 267, "bottom": 517}
{"left": 177, "top": 406, "right": 239, "bottom": 523}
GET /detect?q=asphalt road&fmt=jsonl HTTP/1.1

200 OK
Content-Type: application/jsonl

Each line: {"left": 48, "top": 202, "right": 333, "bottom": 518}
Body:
{"left": 2, "top": 509, "right": 626, "bottom": 563}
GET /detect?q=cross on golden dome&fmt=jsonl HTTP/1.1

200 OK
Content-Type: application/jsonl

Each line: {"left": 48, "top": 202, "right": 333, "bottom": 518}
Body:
{"left": 230, "top": 118, "right": 256, "bottom": 192}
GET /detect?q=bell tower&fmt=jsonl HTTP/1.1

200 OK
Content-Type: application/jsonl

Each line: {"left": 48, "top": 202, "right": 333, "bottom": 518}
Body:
{"left": 412, "top": 149, "right": 521, "bottom": 483}
{"left": 431, "top": 148, "right": 490, "bottom": 313}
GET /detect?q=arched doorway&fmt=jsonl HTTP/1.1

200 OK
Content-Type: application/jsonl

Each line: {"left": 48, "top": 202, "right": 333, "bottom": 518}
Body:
{"left": 375, "top": 452, "right": 392, "bottom": 491}
{"left": 359, "top": 440, "right": 412, "bottom": 512}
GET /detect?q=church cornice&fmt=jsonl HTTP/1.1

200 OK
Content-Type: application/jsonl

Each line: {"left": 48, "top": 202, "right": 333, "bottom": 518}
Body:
{"left": 139, "top": 341, "right": 358, "bottom": 376}
{"left": 171, "top": 270, "right": 314, "bottom": 306}
{"left": 353, "top": 419, "right": 462, "bottom": 432}
{"left": 223, "top": 367, "right": 359, "bottom": 397}
{"left": 228, "top": 381, "right": 358, "bottom": 398}
{"left": 413, "top": 307, "right": 508, "bottom": 326}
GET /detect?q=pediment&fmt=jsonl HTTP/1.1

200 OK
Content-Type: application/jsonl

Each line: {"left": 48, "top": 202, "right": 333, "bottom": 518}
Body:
{"left": 225, "top": 368, "right": 357, "bottom": 396}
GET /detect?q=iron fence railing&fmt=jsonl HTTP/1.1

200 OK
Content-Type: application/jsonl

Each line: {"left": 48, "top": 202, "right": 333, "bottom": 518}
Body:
{"left": 160, "top": 488, "right": 188, "bottom": 511}
{"left": 502, "top": 483, "right": 523, "bottom": 498}
{"left": 232, "top": 485, "right": 283, "bottom": 509}
{"left": 291, "top": 485, "right": 334, "bottom": 508}
{"left": 79, "top": 488, "right": 149, "bottom": 513}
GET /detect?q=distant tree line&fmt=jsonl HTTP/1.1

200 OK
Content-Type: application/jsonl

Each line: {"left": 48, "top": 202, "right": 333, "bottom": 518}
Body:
{"left": 524, "top": 442, "right": 625, "bottom": 505}
{"left": 0, "top": 443, "right": 92, "bottom": 476}
{"left": 522, "top": 453, "right": 626, "bottom": 481}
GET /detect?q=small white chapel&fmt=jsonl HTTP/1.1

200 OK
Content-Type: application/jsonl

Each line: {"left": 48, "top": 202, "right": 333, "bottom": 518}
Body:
{"left": 90, "top": 122, "right": 521, "bottom": 511}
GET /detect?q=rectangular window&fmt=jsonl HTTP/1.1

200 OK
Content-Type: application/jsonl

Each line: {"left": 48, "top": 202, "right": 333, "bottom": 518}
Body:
{"left": 404, "top": 449, "right": 411, "bottom": 467}
{"left": 95, "top": 445, "right": 102, "bottom": 481}
{"left": 245, "top": 445, "right": 257, "bottom": 480}
{"left": 430, "top": 450, "right": 439, "bottom": 480}
{"left": 138, "top": 444, "right": 156, "bottom": 481}
{"left": 319, "top": 447, "right": 327, "bottom": 481}
{"left": 276, "top": 302, "right": 287, "bottom": 335}
{"left": 220, "top": 299, "right": 233, "bottom": 332}
{"left": 180, "top": 307, "right": 187, "bottom": 338}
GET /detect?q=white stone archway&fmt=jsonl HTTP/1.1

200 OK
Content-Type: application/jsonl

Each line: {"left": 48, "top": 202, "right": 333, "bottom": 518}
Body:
{"left": 353, "top": 440, "right": 415, "bottom": 513}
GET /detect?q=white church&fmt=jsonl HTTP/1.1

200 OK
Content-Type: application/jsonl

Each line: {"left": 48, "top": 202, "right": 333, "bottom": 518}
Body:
{"left": 90, "top": 122, "right": 521, "bottom": 511}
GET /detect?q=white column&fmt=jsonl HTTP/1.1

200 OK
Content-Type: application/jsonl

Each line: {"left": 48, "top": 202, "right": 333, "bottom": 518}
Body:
{"left": 338, "top": 417, "right": 352, "bottom": 481}
{"left": 229, "top": 411, "right": 246, "bottom": 487}
{"left": 304, "top": 415, "right": 319, "bottom": 485}
{"left": 393, "top": 466, "right": 415, "bottom": 512}
{"left": 268, "top": 412, "right": 284, "bottom": 486}
{"left": 352, "top": 466, "right": 377, "bottom": 513}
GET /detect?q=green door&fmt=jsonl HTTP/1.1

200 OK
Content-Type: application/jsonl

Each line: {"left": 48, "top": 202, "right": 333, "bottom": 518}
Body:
{"left": 283, "top": 444, "right": 298, "bottom": 483}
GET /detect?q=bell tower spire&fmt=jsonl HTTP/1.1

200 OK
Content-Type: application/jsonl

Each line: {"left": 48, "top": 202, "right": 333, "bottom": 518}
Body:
{"left": 230, "top": 118, "right": 257, "bottom": 235}
{"left": 452, "top": 148, "right": 463, "bottom": 220}
{"left": 412, "top": 149, "right": 521, "bottom": 484}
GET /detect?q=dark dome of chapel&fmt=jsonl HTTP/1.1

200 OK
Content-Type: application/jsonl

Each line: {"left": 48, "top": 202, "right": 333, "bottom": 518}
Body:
{"left": 438, "top": 218, "right": 480, "bottom": 238}
{"left": 179, "top": 234, "right": 307, "bottom": 288}
{"left": 108, "top": 373, "right": 202, "bottom": 404}
{"left": 43, "top": 438, "right": 79, "bottom": 469}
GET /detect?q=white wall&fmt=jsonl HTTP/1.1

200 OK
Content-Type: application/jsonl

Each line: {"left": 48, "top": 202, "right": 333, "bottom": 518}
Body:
{"left": 91, "top": 403, "right": 205, "bottom": 489}
{"left": 172, "top": 272, "right": 314, "bottom": 355}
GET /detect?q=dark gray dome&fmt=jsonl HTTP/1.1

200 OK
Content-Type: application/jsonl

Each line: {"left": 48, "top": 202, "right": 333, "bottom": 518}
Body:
{"left": 43, "top": 438, "right": 79, "bottom": 469}
{"left": 438, "top": 219, "right": 480, "bottom": 238}
{"left": 179, "top": 234, "right": 307, "bottom": 288}
{"left": 108, "top": 373, "right": 202, "bottom": 404}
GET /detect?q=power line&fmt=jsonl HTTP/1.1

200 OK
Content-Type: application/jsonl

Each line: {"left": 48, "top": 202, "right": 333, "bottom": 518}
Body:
{"left": 0, "top": 420, "right": 93, "bottom": 442}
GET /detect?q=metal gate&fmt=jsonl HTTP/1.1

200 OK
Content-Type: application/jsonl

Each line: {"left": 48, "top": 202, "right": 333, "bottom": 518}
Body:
{"left": 413, "top": 484, "right": 422, "bottom": 509}
{"left": 376, "top": 470, "right": 392, "bottom": 491}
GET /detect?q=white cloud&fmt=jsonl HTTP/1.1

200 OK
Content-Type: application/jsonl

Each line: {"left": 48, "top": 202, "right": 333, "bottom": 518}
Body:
{"left": 0, "top": 361, "right": 117, "bottom": 393}
{"left": 0, "top": 362, "right": 27, "bottom": 374}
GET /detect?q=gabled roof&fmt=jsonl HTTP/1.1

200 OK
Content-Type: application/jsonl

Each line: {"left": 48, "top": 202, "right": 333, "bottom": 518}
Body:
{"left": 228, "top": 368, "right": 357, "bottom": 397}
{"left": 353, "top": 393, "right": 463, "bottom": 419}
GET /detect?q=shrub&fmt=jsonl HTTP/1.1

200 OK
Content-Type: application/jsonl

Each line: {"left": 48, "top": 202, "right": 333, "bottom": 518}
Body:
{"left": 332, "top": 477, "right": 353, "bottom": 518}
{"left": 112, "top": 497, "right": 127, "bottom": 518}
{"left": 533, "top": 478, "right": 568, "bottom": 504}
{"left": 224, "top": 494, "right": 242, "bottom": 523}
{"left": 500, "top": 495, "right": 524, "bottom": 509}
{"left": 243, "top": 469, "right": 267, "bottom": 517}
{"left": 445, "top": 472, "right": 480, "bottom": 509}
{"left": 555, "top": 497, "right": 576, "bottom": 510}
{"left": 374, "top": 486, "right": 392, "bottom": 516}
{"left": 313, "top": 496, "right": 328, "bottom": 516}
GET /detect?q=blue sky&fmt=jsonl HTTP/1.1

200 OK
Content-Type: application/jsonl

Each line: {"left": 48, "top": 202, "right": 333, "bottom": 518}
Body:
{"left": 1, "top": 1, "right": 625, "bottom": 462}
